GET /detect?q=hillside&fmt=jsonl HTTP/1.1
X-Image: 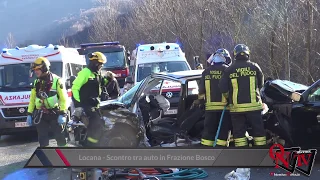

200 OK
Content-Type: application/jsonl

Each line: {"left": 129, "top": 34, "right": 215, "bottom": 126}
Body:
{"left": 0, "top": 0, "right": 95, "bottom": 47}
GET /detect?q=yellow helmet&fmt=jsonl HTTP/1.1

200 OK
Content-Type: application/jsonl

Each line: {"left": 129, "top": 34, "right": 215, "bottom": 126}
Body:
{"left": 88, "top": 52, "right": 107, "bottom": 64}
{"left": 31, "top": 57, "right": 51, "bottom": 71}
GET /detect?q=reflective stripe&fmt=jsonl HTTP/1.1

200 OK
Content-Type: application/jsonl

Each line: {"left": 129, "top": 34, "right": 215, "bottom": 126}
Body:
{"left": 250, "top": 76, "right": 256, "bottom": 103}
{"left": 231, "top": 79, "right": 238, "bottom": 105}
{"left": 205, "top": 80, "right": 211, "bottom": 104}
{"left": 230, "top": 78, "right": 262, "bottom": 112}
{"left": 216, "top": 139, "right": 227, "bottom": 146}
{"left": 206, "top": 104, "right": 228, "bottom": 110}
{"left": 87, "top": 137, "right": 99, "bottom": 143}
{"left": 254, "top": 136, "right": 266, "bottom": 146}
{"left": 205, "top": 79, "right": 227, "bottom": 111}
{"left": 201, "top": 139, "right": 214, "bottom": 146}
{"left": 234, "top": 137, "right": 248, "bottom": 147}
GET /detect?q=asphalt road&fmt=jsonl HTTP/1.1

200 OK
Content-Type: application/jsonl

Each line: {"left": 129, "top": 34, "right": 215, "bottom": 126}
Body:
{"left": 0, "top": 133, "right": 320, "bottom": 180}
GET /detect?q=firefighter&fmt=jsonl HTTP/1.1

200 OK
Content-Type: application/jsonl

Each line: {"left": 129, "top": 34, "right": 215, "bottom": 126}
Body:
{"left": 27, "top": 57, "right": 68, "bottom": 147}
{"left": 71, "top": 52, "right": 109, "bottom": 147}
{"left": 219, "top": 44, "right": 266, "bottom": 148}
{"left": 197, "top": 49, "right": 232, "bottom": 147}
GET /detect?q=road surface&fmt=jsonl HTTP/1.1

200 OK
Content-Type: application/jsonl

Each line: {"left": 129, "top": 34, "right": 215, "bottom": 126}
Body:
{"left": 0, "top": 133, "right": 319, "bottom": 180}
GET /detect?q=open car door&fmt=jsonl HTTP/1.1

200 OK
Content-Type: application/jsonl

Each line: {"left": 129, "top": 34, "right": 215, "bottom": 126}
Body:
{"left": 292, "top": 79, "right": 320, "bottom": 147}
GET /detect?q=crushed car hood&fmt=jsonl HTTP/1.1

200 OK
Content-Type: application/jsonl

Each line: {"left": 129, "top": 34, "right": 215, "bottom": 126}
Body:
{"left": 261, "top": 79, "right": 309, "bottom": 103}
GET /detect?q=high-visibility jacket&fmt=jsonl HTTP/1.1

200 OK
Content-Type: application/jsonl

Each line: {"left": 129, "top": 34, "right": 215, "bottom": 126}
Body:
{"left": 219, "top": 60, "right": 264, "bottom": 113}
{"left": 199, "top": 63, "right": 229, "bottom": 111}
{"left": 71, "top": 68, "right": 108, "bottom": 108}
{"left": 27, "top": 73, "right": 68, "bottom": 114}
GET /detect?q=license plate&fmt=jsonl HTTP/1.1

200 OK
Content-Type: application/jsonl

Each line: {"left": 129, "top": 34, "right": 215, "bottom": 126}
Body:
{"left": 164, "top": 109, "right": 177, "bottom": 115}
{"left": 15, "top": 122, "right": 28, "bottom": 127}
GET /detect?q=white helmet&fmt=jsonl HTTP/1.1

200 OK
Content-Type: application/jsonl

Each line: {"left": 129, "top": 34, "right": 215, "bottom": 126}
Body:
{"left": 207, "top": 53, "right": 226, "bottom": 65}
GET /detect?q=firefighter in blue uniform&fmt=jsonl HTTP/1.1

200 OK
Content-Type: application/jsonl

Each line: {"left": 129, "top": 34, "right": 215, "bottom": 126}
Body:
{"left": 198, "top": 48, "right": 232, "bottom": 147}
{"left": 219, "top": 44, "right": 266, "bottom": 147}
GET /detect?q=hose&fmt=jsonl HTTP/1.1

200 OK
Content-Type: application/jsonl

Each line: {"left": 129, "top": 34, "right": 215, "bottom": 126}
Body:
{"left": 213, "top": 105, "right": 227, "bottom": 147}
{"left": 123, "top": 168, "right": 208, "bottom": 180}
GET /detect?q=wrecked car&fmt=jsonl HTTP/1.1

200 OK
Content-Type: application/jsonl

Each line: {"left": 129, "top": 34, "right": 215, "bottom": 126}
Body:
{"left": 66, "top": 70, "right": 204, "bottom": 147}
{"left": 67, "top": 69, "right": 320, "bottom": 148}
{"left": 261, "top": 79, "right": 320, "bottom": 148}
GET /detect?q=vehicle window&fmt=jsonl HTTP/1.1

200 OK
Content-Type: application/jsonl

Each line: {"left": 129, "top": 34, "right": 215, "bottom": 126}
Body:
{"left": 308, "top": 84, "right": 320, "bottom": 102}
{"left": 143, "top": 79, "right": 164, "bottom": 96}
{"left": 0, "top": 62, "right": 62, "bottom": 92}
{"left": 137, "top": 61, "right": 190, "bottom": 82}
{"left": 85, "top": 51, "right": 125, "bottom": 69}
{"left": 70, "top": 63, "right": 83, "bottom": 76}
{"left": 65, "top": 63, "right": 71, "bottom": 78}
{"left": 187, "top": 80, "right": 200, "bottom": 95}
{"left": 119, "top": 80, "right": 144, "bottom": 106}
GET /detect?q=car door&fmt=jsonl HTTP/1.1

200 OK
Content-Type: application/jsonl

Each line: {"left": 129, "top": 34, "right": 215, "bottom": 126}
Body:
{"left": 129, "top": 76, "right": 165, "bottom": 113}
{"left": 292, "top": 79, "right": 320, "bottom": 147}
{"left": 128, "top": 76, "right": 151, "bottom": 111}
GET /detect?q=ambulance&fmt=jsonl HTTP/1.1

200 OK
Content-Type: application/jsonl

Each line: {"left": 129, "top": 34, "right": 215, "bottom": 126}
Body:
{"left": 130, "top": 43, "right": 198, "bottom": 115}
{"left": 0, "top": 44, "right": 86, "bottom": 137}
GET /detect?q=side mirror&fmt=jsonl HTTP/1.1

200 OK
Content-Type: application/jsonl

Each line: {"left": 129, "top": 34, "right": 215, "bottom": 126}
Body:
{"left": 66, "top": 75, "right": 76, "bottom": 89}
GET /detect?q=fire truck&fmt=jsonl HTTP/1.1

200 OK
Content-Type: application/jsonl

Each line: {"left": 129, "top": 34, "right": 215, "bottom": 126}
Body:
{"left": 77, "top": 41, "right": 130, "bottom": 87}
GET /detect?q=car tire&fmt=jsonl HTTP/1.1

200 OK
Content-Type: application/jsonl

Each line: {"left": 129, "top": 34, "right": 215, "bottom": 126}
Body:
{"left": 99, "top": 123, "right": 139, "bottom": 147}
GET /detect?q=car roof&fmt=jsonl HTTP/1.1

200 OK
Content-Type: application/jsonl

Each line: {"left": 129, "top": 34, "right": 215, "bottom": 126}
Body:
{"left": 152, "top": 70, "right": 204, "bottom": 83}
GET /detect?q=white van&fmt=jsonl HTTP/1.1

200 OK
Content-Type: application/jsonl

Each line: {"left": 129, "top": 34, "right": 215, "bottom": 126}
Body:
{"left": 0, "top": 44, "right": 86, "bottom": 137}
{"left": 130, "top": 43, "right": 198, "bottom": 115}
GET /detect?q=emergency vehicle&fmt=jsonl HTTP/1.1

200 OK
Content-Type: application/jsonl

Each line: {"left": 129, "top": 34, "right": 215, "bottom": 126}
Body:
{"left": 77, "top": 41, "right": 130, "bottom": 88}
{"left": 0, "top": 44, "right": 86, "bottom": 137}
{"left": 130, "top": 43, "right": 197, "bottom": 115}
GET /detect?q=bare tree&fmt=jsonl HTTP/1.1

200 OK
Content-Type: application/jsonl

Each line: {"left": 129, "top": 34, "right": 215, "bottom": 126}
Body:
{"left": 67, "top": 0, "right": 320, "bottom": 84}
{"left": 5, "top": 32, "right": 16, "bottom": 48}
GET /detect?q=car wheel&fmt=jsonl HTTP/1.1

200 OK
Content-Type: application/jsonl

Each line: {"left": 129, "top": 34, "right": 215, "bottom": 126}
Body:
{"left": 99, "top": 123, "right": 139, "bottom": 147}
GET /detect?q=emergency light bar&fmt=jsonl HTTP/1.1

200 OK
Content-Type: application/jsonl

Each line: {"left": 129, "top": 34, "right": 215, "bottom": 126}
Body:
{"left": 2, "top": 48, "right": 7, "bottom": 53}
{"left": 80, "top": 41, "right": 120, "bottom": 49}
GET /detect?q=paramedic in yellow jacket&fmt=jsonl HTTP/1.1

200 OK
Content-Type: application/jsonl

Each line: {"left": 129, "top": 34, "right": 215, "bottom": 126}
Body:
{"left": 27, "top": 57, "right": 68, "bottom": 147}
{"left": 71, "top": 52, "right": 109, "bottom": 147}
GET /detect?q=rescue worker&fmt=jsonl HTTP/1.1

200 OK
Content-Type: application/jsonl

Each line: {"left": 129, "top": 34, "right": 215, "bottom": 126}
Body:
{"left": 27, "top": 57, "right": 68, "bottom": 147}
{"left": 123, "top": 76, "right": 134, "bottom": 94}
{"left": 219, "top": 44, "right": 266, "bottom": 148}
{"left": 104, "top": 71, "right": 120, "bottom": 99}
{"left": 71, "top": 52, "right": 109, "bottom": 147}
{"left": 197, "top": 49, "right": 232, "bottom": 147}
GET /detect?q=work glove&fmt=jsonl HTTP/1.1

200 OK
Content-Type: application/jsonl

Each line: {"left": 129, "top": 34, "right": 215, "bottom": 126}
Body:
{"left": 72, "top": 107, "right": 84, "bottom": 119}
{"left": 58, "top": 115, "right": 67, "bottom": 125}
{"left": 27, "top": 115, "right": 32, "bottom": 126}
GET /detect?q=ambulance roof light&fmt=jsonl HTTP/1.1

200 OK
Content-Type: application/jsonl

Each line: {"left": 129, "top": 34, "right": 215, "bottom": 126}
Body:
{"left": 15, "top": 46, "right": 20, "bottom": 50}
{"left": 54, "top": 45, "right": 59, "bottom": 50}
{"left": 2, "top": 48, "right": 7, "bottom": 53}
{"left": 80, "top": 41, "right": 120, "bottom": 48}
{"left": 45, "top": 44, "right": 54, "bottom": 48}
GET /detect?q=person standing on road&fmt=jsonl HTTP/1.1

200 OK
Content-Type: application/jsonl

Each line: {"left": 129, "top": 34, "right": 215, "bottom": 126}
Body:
{"left": 103, "top": 71, "right": 120, "bottom": 100}
{"left": 71, "top": 52, "right": 110, "bottom": 147}
{"left": 219, "top": 44, "right": 266, "bottom": 147}
{"left": 27, "top": 57, "right": 68, "bottom": 147}
{"left": 219, "top": 44, "right": 266, "bottom": 180}
{"left": 197, "top": 48, "right": 232, "bottom": 147}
